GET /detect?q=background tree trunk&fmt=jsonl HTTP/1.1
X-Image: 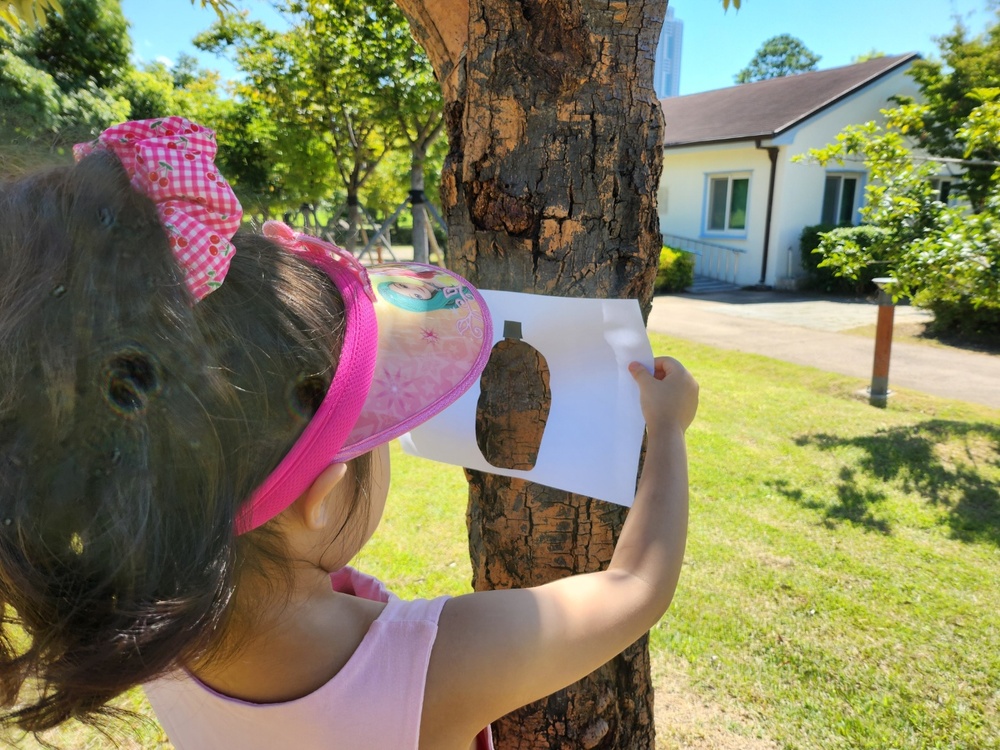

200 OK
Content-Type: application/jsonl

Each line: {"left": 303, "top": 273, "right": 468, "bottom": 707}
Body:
{"left": 398, "top": 0, "right": 667, "bottom": 746}
{"left": 411, "top": 145, "right": 429, "bottom": 263}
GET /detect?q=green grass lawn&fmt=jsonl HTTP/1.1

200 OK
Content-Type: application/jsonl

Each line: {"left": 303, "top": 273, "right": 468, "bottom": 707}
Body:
{"left": 10, "top": 333, "right": 999, "bottom": 749}
{"left": 648, "top": 335, "right": 1000, "bottom": 750}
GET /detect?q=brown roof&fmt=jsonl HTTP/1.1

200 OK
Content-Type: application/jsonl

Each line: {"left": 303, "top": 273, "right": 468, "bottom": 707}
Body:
{"left": 661, "top": 53, "right": 920, "bottom": 147}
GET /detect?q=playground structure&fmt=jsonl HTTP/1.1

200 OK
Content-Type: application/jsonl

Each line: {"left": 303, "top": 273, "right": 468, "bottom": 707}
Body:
{"left": 283, "top": 193, "right": 448, "bottom": 266}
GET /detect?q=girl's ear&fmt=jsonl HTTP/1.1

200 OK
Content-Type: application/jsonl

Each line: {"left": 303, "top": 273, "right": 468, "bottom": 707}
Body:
{"left": 298, "top": 463, "right": 349, "bottom": 531}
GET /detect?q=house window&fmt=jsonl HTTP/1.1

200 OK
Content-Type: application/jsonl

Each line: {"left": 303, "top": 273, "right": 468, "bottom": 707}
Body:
{"left": 821, "top": 173, "right": 861, "bottom": 225}
{"left": 930, "top": 178, "right": 954, "bottom": 205}
{"left": 707, "top": 174, "right": 749, "bottom": 232}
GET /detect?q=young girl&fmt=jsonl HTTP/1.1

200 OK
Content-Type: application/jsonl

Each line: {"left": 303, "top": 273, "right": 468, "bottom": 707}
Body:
{"left": 0, "top": 117, "right": 697, "bottom": 750}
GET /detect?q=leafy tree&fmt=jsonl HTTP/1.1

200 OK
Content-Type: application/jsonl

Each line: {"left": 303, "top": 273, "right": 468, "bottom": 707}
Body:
{"left": 114, "top": 57, "right": 233, "bottom": 131}
{"left": 170, "top": 52, "right": 202, "bottom": 88}
{"left": 315, "top": 0, "right": 445, "bottom": 261}
{"left": 284, "top": 0, "right": 393, "bottom": 249}
{"left": 55, "top": 77, "right": 130, "bottom": 135}
{"left": 853, "top": 49, "right": 887, "bottom": 63}
{"left": 16, "top": 0, "right": 130, "bottom": 92}
{"left": 801, "top": 96, "right": 1000, "bottom": 336}
{"left": 115, "top": 63, "right": 178, "bottom": 121}
{"left": 735, "top": 33, "right": 820, "bottom": 83}
{"left": 0, "top": 46, "right": 62, "bottom": 136}
{"left": 907, "top": 9, "right": 1000, "bottom": 211}
{"left": 1, "top": 0, "right": 130, "bottom": 147}
{"left": 195, "top": 14, "right": 340, "bottom": 216}
{"left": 199, "top": 1, "right": 443, "bottom": 250}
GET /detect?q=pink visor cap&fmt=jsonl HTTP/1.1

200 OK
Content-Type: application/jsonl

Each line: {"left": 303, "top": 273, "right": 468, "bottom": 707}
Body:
{"left": 236, "top": 221, "right": 493, "bottom": 533}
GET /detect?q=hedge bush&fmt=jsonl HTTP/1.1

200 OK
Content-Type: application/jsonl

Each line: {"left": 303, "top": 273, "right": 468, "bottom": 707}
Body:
{"left": 655, "top": 245, "right": 695, "bottom": 293}
{"left": 800, "top": 223, "right": 889, "bottom": 296}
{"left": 921, "top": 296, "right": 1000, "bottom": 348}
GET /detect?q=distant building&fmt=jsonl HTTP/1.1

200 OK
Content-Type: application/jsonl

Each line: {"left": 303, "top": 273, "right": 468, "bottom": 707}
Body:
{"left": 654, "top": 7, "right": 683, "bottom": 99}
{"left": 657, "top": 54, "right": 923, "bottom": 288}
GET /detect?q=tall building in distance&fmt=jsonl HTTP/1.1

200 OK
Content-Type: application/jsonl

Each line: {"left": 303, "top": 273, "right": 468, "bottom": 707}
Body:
{"left": 653, "top": 7, "right": 683, "bottom": 99}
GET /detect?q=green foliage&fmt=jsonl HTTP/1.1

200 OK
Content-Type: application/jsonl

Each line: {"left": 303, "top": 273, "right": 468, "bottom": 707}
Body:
{"left": 115, "top": 64, "right": 178, "bottom": 121}
{"left": 735, "top": 33, "right": 820, "bottom": 84}
{"left": 56, "top": 79, "right": 129, "bottom": 138}
{"left": 195, "top": 16, "right": 309, "bottom": 213}
{"left": 655, "top": 245, "right": 695, "bottom": 293}
{"left": 798, "top": 83, "right": 1000, "bottom": 341}
{"left": 907, "top": 11, "right": 1000, "bottom": 211}
{"left": 923, "top": 296, "right": 1000, "bottom": 346}
{"left": 196, "top": 0, "right": 444, "bottom": 224}
{"left": 113, "top": 58, "right": 233, "bottom": 135}
{"left": 1, "top": 0, "right": 134, "bottom": 149}
{"left": 211, "top": 98, "right": 284, "bottom": 216}
{"left": 800, "top": 223, "right": 890, "bottom": 296}
{"left": 0, "top": 47, "right": 61, "bottom": 136}
{"left": 799, "top": 223, "right": 842, "bottom": 291}
{"left": 4, "top": 0, "right": 445, "bottom": 226}
{"left": 17, "top": 0, "right": 130, "bottom": 93}
{"left": 852, "top": 49, "right": 887, "bottom": 64}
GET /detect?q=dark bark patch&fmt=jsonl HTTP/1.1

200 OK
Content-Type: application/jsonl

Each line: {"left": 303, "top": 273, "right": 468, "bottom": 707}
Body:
{"left": 444, "top": 99, "right": 465, "bottom": 157}
{"left": 514, "top": 0, "right": 594, "bottom": 92}
{"left": 468, "top": 177, "right": 538, "bottom": 237}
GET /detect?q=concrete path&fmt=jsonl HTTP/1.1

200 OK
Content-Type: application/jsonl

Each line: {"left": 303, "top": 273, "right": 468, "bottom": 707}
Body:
{"left": 647, "top": 290, "right": 1000, "bottom": 410}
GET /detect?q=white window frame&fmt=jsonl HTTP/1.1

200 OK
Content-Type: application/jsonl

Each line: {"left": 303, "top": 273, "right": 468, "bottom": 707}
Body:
{"left": 821, "top": 172, "right": 863, "bottom": 226}
{"left": 704, "top": 172, "right": 750, "bottom": 236}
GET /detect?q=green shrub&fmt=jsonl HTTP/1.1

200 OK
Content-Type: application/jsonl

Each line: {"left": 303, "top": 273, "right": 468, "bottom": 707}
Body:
{"left": 799, "top": 223, "right": 839, "bottom": 291}
{"left": 800, "top": 223, "right": 889, "bottom": 295}
{"left": 921, "top": 295, "right": 1000, "bottom": 348}
{"left": 655, "top": 245, "right": 695, "bottom": 293}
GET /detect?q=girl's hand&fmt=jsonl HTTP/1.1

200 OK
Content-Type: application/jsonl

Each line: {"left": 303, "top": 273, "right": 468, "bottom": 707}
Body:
{"left": 628, "top": 356, "right": 699, "bottom": 436}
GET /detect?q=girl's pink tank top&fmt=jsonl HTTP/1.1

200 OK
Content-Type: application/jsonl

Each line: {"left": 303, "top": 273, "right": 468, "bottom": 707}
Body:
{"left": 144, "top": 567, "right": 494, "bottom": 749}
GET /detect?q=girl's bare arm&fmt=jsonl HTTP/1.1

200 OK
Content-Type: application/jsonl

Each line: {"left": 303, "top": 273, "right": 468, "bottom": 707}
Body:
{"left": 421, "top": 357, "right": 697, "bottom": 748}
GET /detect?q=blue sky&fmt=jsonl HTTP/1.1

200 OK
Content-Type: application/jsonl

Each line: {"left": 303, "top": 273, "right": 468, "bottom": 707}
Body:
{"left": 122, "top": 0, "right": 997, "bottom": 96}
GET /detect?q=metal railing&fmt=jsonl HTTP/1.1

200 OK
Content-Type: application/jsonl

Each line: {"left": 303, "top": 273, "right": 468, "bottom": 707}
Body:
{"left": 663, "top": 233, "right": 747, "bottom": 284}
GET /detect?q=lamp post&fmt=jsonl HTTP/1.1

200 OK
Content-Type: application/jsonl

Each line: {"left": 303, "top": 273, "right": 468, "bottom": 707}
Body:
{"left": 869, "top": 277, "right": 896, "bottom": 408}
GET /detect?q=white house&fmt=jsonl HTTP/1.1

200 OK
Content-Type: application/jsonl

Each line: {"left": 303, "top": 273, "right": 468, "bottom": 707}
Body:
{"left": 657, "top": 53, "right": 921, "bottom": 288}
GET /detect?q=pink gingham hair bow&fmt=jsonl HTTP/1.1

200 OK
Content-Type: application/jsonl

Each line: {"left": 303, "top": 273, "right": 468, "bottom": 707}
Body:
{"left": 74, "top": 117, "right": 243, "bottom": 301}
{"left": 262, "top": 221, "right": 377, "bottom": 302}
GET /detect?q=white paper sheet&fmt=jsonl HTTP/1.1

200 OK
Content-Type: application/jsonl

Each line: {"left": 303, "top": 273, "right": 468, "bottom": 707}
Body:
{"left": 400, "top": 290, "right": 654, "bottom": 507}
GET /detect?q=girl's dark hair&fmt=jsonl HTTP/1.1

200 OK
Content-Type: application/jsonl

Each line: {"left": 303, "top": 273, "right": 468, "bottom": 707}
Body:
{"left": 0, "top": 152, "right": 358, "bottom": 734}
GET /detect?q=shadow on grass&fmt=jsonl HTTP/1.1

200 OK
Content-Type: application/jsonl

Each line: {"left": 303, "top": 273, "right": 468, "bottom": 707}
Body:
{"left": 771, "top": 420, "right": 1000, "bottom": 545}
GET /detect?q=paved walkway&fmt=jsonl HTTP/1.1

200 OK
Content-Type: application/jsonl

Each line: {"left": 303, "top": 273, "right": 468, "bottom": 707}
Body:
{"left": 647, "top": 290, "right": 1000, "bottom": 410}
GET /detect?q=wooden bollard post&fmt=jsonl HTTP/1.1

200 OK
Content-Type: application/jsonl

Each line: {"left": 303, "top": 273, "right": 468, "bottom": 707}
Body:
{"left": 869, "top": 278, "right": 896, "bottom": 407}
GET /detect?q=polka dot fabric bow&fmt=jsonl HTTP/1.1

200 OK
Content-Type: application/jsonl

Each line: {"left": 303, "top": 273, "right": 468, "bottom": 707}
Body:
{"left": 74, "top": 117, "right": 243, "bottom": 301}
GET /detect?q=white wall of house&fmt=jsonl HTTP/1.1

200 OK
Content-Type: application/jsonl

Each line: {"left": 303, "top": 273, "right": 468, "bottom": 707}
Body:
{"left": 658, "top": 142, "right": 774, "bottom": 286}
{"left": 658, "top": 63, "right": 921, "bottom": 288}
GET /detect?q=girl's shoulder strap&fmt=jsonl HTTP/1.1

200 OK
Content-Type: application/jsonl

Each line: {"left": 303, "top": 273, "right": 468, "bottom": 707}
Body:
{"left": 331, "top": 567, "right": 449, "bottom": 625}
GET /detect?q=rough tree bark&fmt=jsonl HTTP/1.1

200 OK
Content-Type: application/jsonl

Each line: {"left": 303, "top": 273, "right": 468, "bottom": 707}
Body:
{"left": 396, "top": 1, "right": 667, "bottom": 747}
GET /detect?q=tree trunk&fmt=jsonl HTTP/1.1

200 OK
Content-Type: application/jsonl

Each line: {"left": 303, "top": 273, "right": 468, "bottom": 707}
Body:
{"left": 411, "top": 144, "right": 429, "bottom": 264}
{"left": 345, "top": 194, "right": 361, "bottom": 254}
{"left": 397, "top": 0, "right": 666, "bottom": 747}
